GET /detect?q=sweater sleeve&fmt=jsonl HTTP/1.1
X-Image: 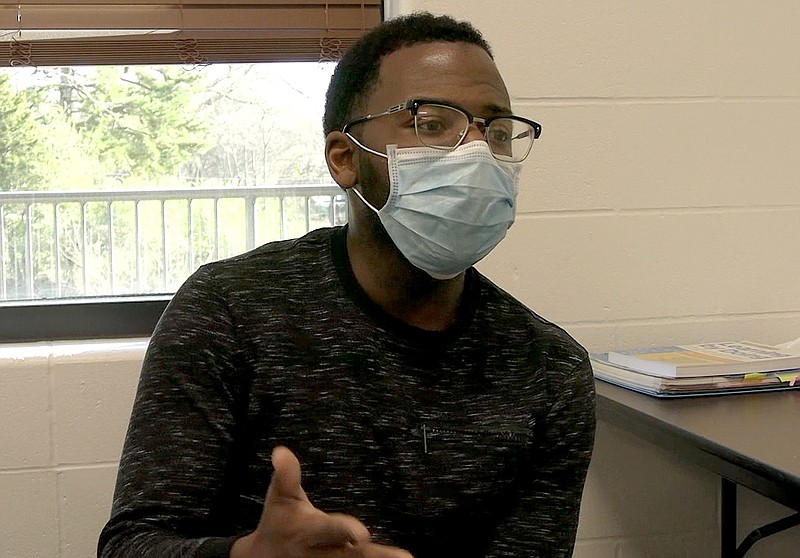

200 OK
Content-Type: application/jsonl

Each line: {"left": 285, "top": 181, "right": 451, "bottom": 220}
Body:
{"left": 97, "top": 265, "right": 251, "bottom": 558}
{"left": 487, "top": 352, "right": 596, "bottom": 558}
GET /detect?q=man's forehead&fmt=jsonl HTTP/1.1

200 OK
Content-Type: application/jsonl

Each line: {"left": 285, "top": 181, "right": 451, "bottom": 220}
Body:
{"left": 369, "top": 41, "right": 510, "bottom": 112}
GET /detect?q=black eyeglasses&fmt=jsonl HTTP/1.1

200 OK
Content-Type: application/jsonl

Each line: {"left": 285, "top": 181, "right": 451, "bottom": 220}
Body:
{"left": 342, "top": 98, "right": 541, "bottom": 163}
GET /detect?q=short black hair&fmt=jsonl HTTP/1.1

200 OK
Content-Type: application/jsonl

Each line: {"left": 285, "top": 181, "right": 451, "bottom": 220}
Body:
{"left": 322, "top": 12, "right": 493, "bottom": 136}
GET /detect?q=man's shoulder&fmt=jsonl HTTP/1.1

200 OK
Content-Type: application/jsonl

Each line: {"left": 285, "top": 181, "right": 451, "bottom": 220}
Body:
{"left": 201, "top": 226, "right": 339, "bottom": 277}
{"left": 475, "top": 272, "right": 588, "bottom": 363}
{"left": 172, "top": 227, "right": 341, "bottom": 306}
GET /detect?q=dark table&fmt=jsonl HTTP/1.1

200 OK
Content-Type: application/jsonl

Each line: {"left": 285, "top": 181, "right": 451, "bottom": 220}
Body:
{"left": 595, "top": 380, "right": 800, "bottom": 557}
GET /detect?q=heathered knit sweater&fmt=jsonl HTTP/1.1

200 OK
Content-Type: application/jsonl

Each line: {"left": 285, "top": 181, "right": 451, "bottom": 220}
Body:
{"left": 98, "top": 225, "right": 595, "bottom": 558}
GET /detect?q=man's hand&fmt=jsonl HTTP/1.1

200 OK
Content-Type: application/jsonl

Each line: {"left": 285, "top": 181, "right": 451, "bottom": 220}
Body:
{"left": 230, "top": 446, "right": 413, "bottom": 558}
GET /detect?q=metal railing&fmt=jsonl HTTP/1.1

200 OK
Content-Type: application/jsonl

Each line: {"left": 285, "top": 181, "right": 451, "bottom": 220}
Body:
{"left": 0, "top": 184, "right": 347, "bottom": 302}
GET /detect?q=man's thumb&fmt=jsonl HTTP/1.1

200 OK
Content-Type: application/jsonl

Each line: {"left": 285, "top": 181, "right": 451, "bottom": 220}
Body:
{"left": 266, "top": 446, "right": 307, "bottom": 503}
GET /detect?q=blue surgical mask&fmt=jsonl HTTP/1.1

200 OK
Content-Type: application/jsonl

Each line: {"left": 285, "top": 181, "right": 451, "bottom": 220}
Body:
{"left": 351, "top": 142, "right": 521, "bottom": 279}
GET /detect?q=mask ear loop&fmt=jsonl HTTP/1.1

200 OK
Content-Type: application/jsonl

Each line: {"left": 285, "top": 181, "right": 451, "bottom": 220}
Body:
{"left": 349, "top": 186, "right": 381, "bottom": 215}
{"left": 344, "top": 132, "right": 388, "bottom": 159}
{"left": 344, "top": 135, "right": 395, "bottom": 214}
{"left": 348, "top": 143, "right": 404, "bottom": 216}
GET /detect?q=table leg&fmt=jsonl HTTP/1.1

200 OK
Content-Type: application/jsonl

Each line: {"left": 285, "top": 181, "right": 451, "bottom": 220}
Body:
{"left": 721, "top": 478, "right": 737, "bottom": 558}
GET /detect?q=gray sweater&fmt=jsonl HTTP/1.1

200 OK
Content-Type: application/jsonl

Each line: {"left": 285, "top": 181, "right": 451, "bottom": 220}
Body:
{"left": 98, "top": 226, "right": 596, "bottom": 558}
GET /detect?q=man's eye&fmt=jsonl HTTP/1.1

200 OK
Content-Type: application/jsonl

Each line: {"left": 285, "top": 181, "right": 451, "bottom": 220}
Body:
{"left": 487, "top": 128, "right": 511, "bottom": 143}
{"left": 417, "top": 118, "right": 448, "bottom": 134}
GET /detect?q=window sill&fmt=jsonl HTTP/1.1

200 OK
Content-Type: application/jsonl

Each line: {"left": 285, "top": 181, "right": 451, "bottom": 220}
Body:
{"left": 0, "top": 296, "right": 170, "bottom": 343}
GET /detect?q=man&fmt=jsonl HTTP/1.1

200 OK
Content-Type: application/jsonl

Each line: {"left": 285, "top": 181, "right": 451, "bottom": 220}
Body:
{"left": 98, "top": 12, "right": 595, "bottom": 558}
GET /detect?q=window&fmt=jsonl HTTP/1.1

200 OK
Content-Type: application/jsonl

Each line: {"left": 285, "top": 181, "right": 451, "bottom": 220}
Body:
{"left": 0, "top": 1, "right": 383, "bottom": 341}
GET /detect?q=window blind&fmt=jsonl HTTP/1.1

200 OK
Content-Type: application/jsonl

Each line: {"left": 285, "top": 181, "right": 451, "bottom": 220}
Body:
{"left": 0, "top": 1, "right": 383, "bottom": 66}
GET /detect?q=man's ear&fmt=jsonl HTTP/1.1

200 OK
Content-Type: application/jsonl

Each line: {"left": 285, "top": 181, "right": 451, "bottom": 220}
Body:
{"left": 325, "top": 131, "right": 357, "bottom": 190}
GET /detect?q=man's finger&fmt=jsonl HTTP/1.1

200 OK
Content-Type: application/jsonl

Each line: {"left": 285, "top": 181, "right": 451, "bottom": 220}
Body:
{"left": 358, "top": 541, "right": 415, "bottom": 558}
{"left": 266, "top": 446, "right": 307, "bottom": 503}
{"left": 306, "top": 512, "right": 371, "bottom": 548}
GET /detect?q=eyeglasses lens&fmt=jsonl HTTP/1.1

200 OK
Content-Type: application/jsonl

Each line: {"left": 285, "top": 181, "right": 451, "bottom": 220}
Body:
{"left": 414, "top": 104, "right": 534, "bottom": 162}
{"left": 414, "top": 104, "right": 469, "bottom": 149}
{"left": 486, "top": 118, "right": 534, "bottom": 162}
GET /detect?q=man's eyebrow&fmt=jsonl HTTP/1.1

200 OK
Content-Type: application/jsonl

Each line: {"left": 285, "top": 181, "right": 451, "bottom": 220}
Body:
{"left": 420, "top": 98, "right": 513, "bottom": 116}
{"left": 417, "top": 96, "right": 461, "bottom": 107}
{"left": 484, "top": 102, "right": 513, "bottom": 115}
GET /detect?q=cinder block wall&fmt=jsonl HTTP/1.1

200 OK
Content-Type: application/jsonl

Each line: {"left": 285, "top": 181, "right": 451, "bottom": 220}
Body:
{"left": 2, "top": 1, "right": 800, "bottom": 557}
{"left": 0, "top": 341, "right": 144, "bottom": 558}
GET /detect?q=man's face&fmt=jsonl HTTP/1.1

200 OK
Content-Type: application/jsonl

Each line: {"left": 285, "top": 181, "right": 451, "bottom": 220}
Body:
{"left": 352, "top": 41, "right": 512, "bottom": 209}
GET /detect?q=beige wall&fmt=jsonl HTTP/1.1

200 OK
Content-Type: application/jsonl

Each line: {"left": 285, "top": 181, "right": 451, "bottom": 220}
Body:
{"left": 0, "top": 340, "right": 143, "bottom": 558}
{"left": 2, "top": 1, "right": 800, "bottom": 556}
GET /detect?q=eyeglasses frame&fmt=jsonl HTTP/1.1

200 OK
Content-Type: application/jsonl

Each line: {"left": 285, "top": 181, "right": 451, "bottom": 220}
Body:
{"left": 341, "top": 98, "right": 542, "bottom": 162}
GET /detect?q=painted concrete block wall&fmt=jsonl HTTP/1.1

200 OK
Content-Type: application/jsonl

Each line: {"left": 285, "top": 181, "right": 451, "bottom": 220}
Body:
{"left": 0, "top": 341, "right": 144, "bottom": 558}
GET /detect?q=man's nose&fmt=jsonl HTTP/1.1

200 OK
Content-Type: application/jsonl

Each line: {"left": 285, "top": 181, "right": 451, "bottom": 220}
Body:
{"left": 463, "top": 122, "right": 487, "bottom": 144}
{"left": 462, "top": 116, "right": 489, "bottom": 144}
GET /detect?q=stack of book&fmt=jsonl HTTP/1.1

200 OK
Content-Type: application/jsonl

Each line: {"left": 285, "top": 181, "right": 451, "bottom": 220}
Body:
{"left": 591, "top": 341, "right": 800, "bottom": 398}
